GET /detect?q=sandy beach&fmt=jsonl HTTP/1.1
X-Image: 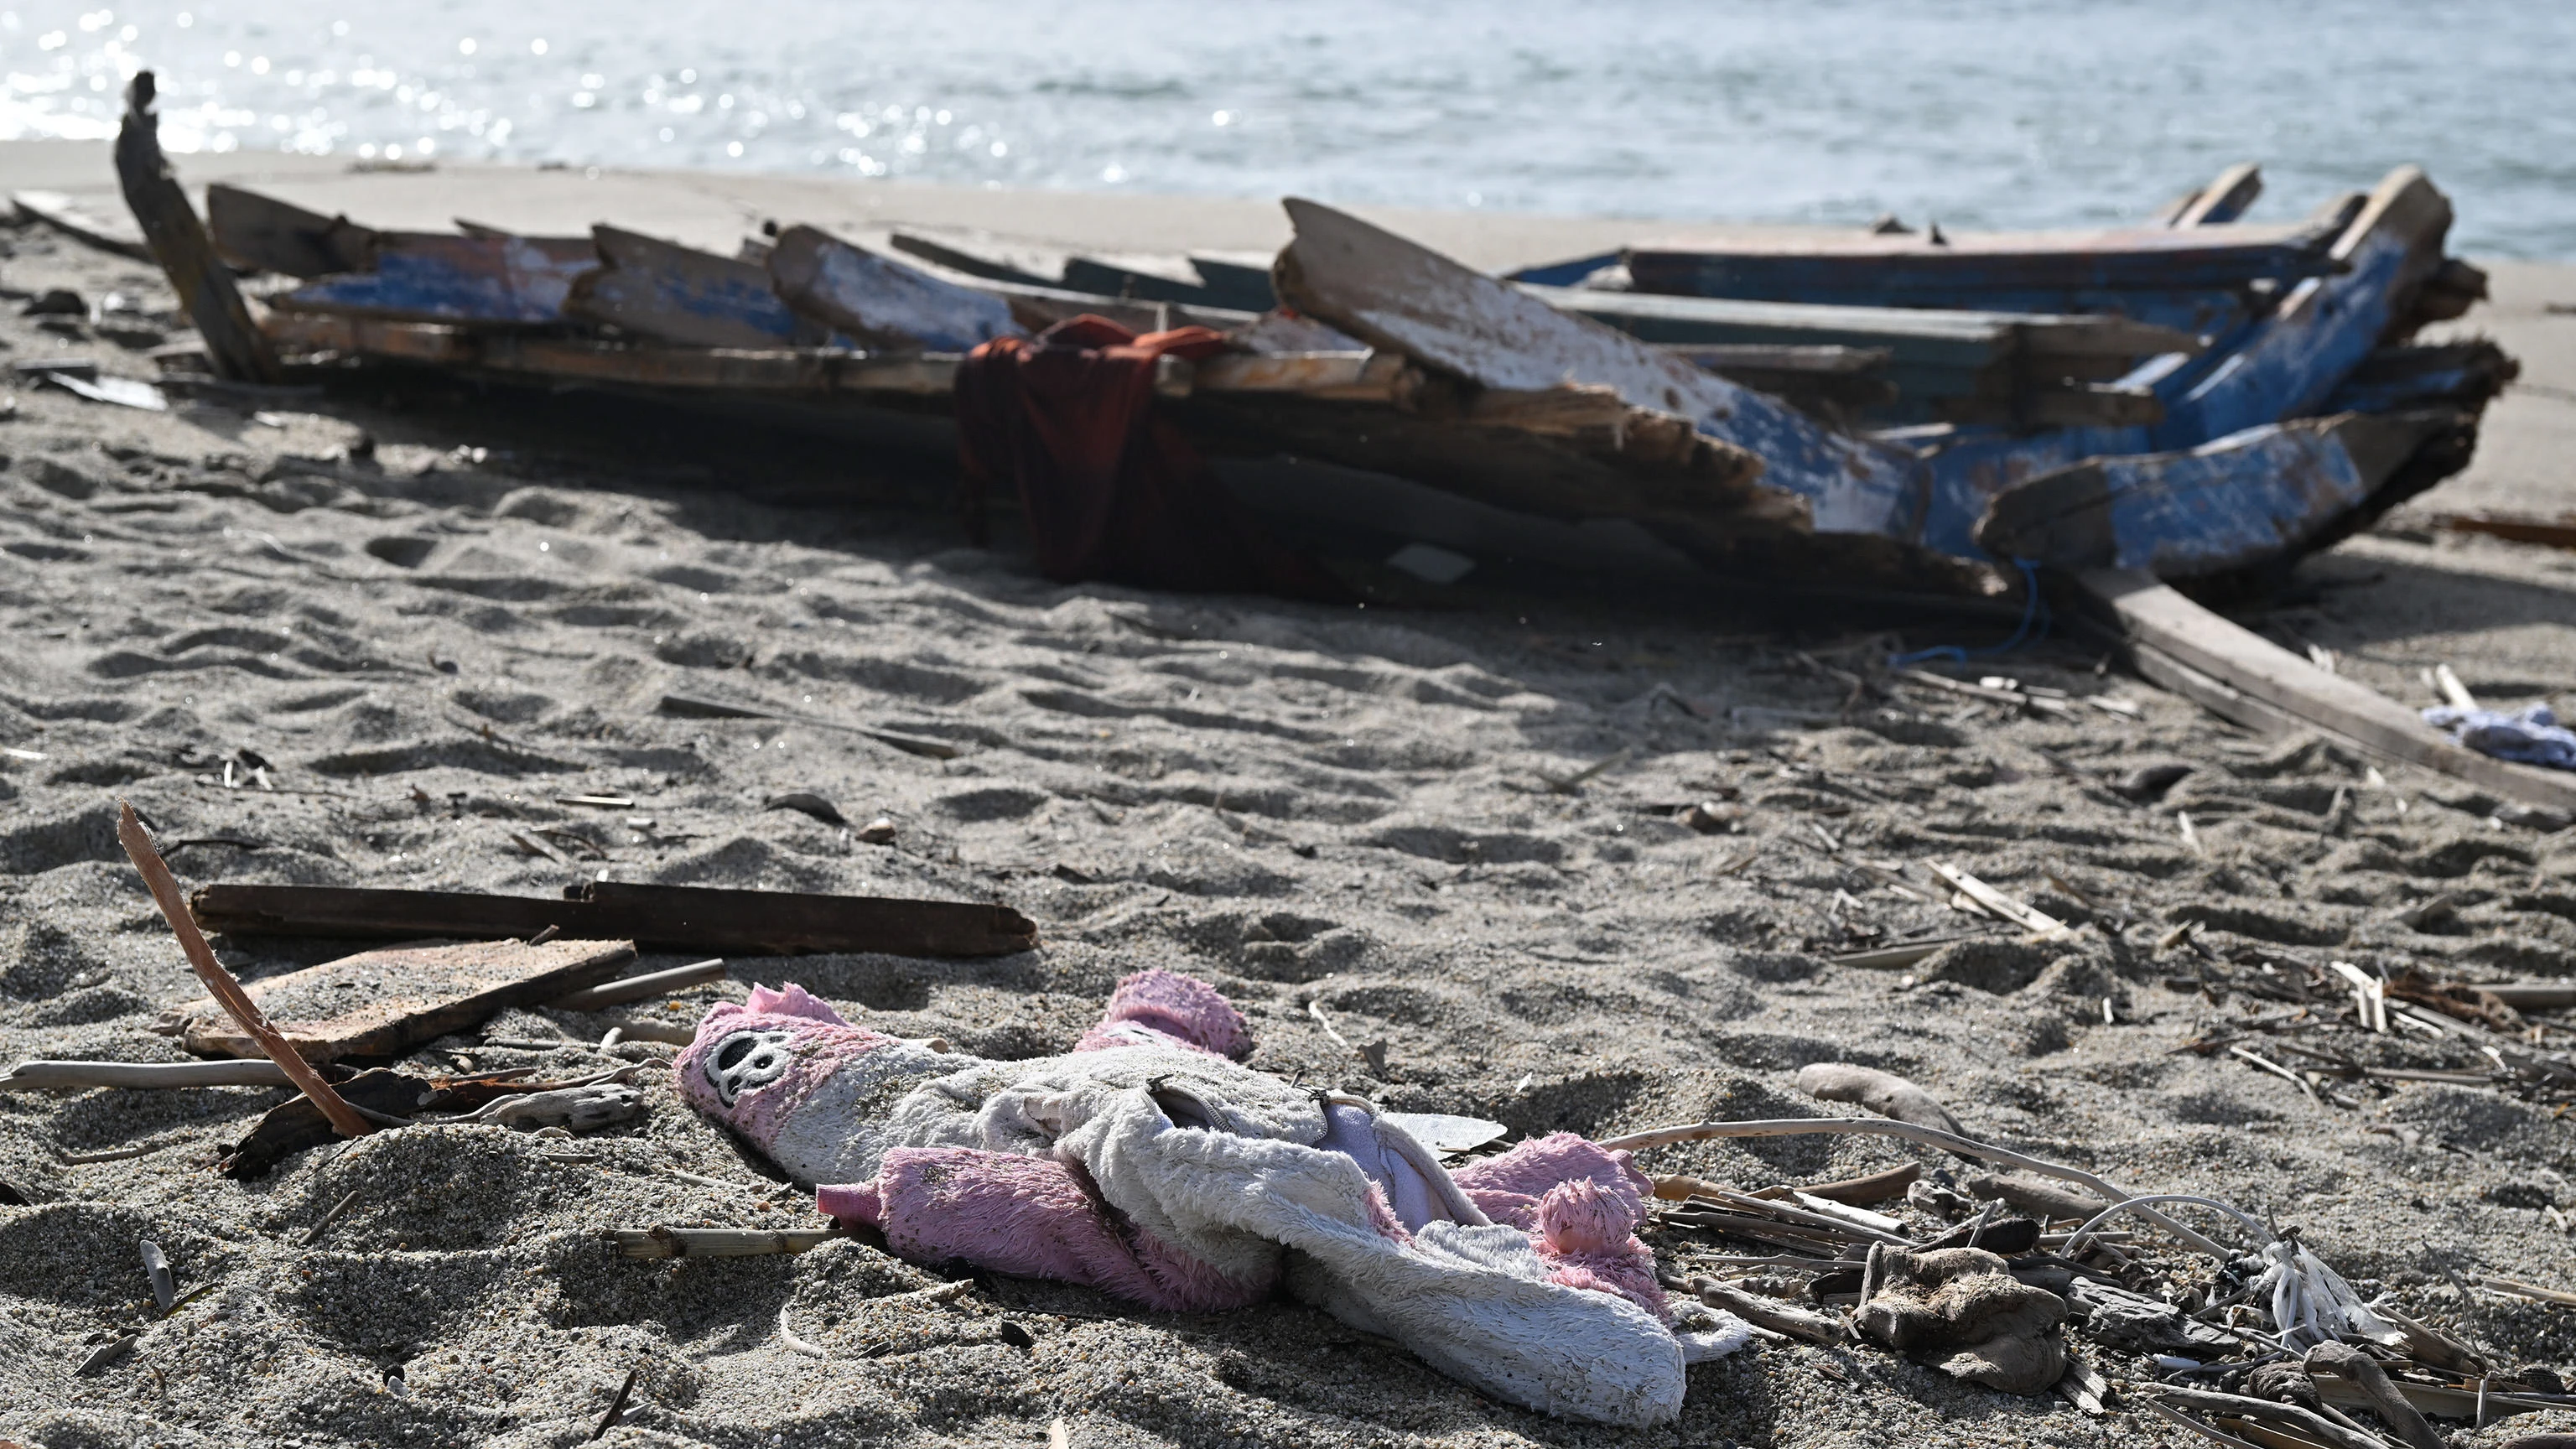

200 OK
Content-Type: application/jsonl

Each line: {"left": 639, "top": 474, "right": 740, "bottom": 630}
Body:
{"left": 3, "top": 143, "right": 2575, "bottom": 1449}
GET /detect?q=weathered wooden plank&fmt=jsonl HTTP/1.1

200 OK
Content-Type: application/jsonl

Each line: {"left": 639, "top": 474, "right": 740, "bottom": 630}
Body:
{"left": 264, "top": 311, "right": 478, "bottom": 362}
{"left": 1976, "top": 411, "right": 2449, "bottom": 574}
{"left": 566, "top": 226, "right": 810, "bottom": 349}
{"left": 1624, "top": 219, "right": 2340, "bottom": 304}
{"left": 2431, "top": 510, "right": 2576, "bottom": 551}
{"left": 1273, "top": 196, "right": 1914, "bottom": 535}
{"left": 766, "top": 225, "right": 1022, "bottom": 352}
{"left": 886, "top": 229, "right": 1064, "bottom": 286}
{"left": 169, "top": 937, "right": 637, "bottom": 1062}
{"left": 273, "top": 233, "right": 597, "bottom": 325}
{"left": 1182, "top": 252, "right": 1283, "bottom": 313}
{"left": 112, "top": 74, "right": 279, "bottom": 382}
{"left": 2080, "top": 569, "right": 2576, "bottom": 815}
{"left": 1507, "top": 252, "right": 1624, "bottom": 288}
{"left": 1187, "top": 350, "right": 1409, "bottom": 400}
{"left": 13, "top": 188, "right": 153, "bottom": 259}
{"left": 205, "top": 183, "right": 381, "bottom": 276}
{"left": 2150, "top": 166, "right": 2453, "bottom": 448}
{"left": 2170, "top": 164, "right": 2265, "bottom": 228}
{"left": 190, "top": 880, "right": 1040, "bottom": 958}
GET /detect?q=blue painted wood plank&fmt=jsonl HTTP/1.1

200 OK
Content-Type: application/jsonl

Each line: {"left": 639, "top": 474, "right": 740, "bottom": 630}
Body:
{"left": 2147, "top": 172, "right": 2446, "bottom": 447}
{"left": 766, "top": 224, "right": 1021, "bottom": 353}
{"left": 1898, "top": 168, "right": 2453, "bottom": 564}
{"left": 1627, "top": 222, "right": 2340, "bottom": 302}
{"left": 1507, "top": 252, "right": 1623, "bottom": 288}
{"left": 275, "top": 234, "right": 595, "bottom": 325}
{"left": 567, "top": 226, "right": 811, "bottom": 349}
{"left": 1971, "top": 413, "right": 2446, "bottom": 576}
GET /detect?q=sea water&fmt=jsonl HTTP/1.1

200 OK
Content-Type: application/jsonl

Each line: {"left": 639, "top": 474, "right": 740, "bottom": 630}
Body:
{"left": 1, "top": 0, "right": 2568, "bottom": 257}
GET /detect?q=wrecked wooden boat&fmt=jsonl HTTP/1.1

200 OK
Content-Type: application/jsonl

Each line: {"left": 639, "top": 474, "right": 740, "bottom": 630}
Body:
{"left": 105, "top": 62, "right": 2508, "bottom": 599}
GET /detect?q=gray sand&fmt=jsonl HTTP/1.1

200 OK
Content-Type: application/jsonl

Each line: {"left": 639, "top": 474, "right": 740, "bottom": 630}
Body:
{"left": 3, "top": 155, "right": 2576, "bottom": 1448}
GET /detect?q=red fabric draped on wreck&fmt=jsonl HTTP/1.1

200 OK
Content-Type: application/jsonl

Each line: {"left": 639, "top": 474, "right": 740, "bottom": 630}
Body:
{"left": 953, "top": 314, "right": 1347, "bottom": 600}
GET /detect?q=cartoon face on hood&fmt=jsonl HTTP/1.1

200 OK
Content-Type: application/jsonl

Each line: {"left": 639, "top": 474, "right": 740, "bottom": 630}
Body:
{"left": 673, "top": 983, "right": 909, "bottom": 1150}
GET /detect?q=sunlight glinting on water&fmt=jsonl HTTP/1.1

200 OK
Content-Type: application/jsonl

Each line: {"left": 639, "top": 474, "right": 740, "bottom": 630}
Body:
{"left": 0, "top": 1, "right": 2569, "bottom": 257}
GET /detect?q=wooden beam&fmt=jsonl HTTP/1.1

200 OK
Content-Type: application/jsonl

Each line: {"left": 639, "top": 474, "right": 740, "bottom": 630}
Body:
{"left": 2170, "top": 164, "right": 2265, "bottom": 228}
{"left": 2431, "top": 510, "right": 2576, "bottom": 551}
{"left": 274, "top": 233, "right": 596, "bottom": 325}
{"left": 1275, "top": 195, "right": 1913, "bottom": 534}
{"left": 1976, "top": 411, "right": 2453, "bottom": 574}
{"left": 112, "top": 73, "right": 280, "bottom": 382}
{"left": 767, "top": 225, "right": 1021, "bottom": 352}
{"left": 566, "top": 226, "right": 809, "bottom": 349}
{"left": 205, "top": 183, "right": 381, "bottom": 276}
{"left": 189, "top": 880, "right": 1040, "bottom": 958}
{"left": 166, "top": 937, "right": 638, "bottom": 1062}
{"left": 11, "top": 188, "right": 151, "bottom": 259}
{"left": 2079, "top": 568, "right": 2576, "bottom": 813}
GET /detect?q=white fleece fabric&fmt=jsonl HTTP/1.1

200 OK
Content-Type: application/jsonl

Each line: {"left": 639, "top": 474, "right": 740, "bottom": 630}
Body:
{"left": 757, "top": 1040, "right": 1701, "bottom": 1424}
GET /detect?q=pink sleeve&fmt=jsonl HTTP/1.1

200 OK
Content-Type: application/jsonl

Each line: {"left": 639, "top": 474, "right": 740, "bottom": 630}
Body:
{"left": 822, "top": 1147, "right": 1270, "bottom": 1313}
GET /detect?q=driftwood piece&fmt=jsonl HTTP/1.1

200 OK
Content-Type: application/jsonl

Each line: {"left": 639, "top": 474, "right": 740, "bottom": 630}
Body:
{"left": 1800, "top": 1161, "right": 1922, "bottom": 1206}
{"left": 766, "top": 225, "right": 1021, "bottom": 352}
{"left": 2433, "top": 511, "right": 2576, "bottom": 552}
{"left": 2305, "top": 1343, "right": 2442, "bottom": 1449}
{"left": 548, "top": 958, "right": 729, "bottom": 1012}
{"left": 165, "top": 937, "right": 636, "bottom": 1062}
{"left": 2081, "top": 569, "right": 2576, "bottom": 816}
{"left": 205, "top": 183, "right": 381, "bottom": 276}
{"left": 1689, "top": 1276, "right": 1846, "bottom": 1344}
{"left": 189, "top": 880, "right": 1036, "bottom": 958}
{"left": 2146, "top": 1387, "right": 2391, "bottom": 1449}
{"left": 13, "top": 189, "right": 152, "bottom": 257}
{"left": 1918, "top": 1215, "right": 2041, "bottom": 1255}
{"left": 112, "top": 73, "right": 279, "bottom": 383}
{"left": 2, "top": 1059, "right": 293, "bottom": 1089}
{"left": 1600, "top": 1117, "right": 2228, "bottom": 1257}
{"left": 218, "top": 1067, "right": 625, "bottom": 1177}
{"left": 1795, "top": 1062, "right": 1966, "bottom": 1135}
{"left": 118, "top": 804, "right": 368, "bottom": 1135}
{"left": 1965, "top": 1171, "right": 2111, "bottom": 1223}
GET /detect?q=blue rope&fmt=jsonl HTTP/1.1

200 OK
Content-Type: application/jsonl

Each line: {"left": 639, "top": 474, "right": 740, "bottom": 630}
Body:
{"left": 1887, "top": 559, "right": 2049, "bottom": 669}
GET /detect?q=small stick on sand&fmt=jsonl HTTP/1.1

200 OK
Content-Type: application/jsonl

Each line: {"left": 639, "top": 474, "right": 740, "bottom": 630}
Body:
{"left": 591, "top": 1366, "right": 640, "bottom": 1440}
{"left": 2230, "top": 1043, "right": 2321, "bottom": 1103}
{"left": 60, "top": 1140, "right": 173, "bottom": 1165}
{"left": 1598, "top": 1116, "right": 2229, "bottom": 1257}
{"left": 2473, "top": 1275, "right": 2576, "bottom": 1307}
{"left": 3, "top": 1059, "right": 294, "bottom": 1089}
{"left": 1687, "top": 1275, "right": 1846, "bottom": 1345}
{"left": 548, "top": 958, "right": 728, "bottom": 1012}
{"left": 302, "top": 1190, "right": 361, "bottom": 1245}
{"left": 116, "top": 803, "right": 371, "bottom": 1138}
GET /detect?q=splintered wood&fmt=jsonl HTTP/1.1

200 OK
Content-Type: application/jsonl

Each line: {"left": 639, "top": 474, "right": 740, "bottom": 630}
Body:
{"left": 167, "top": 937, "right": 636, "bottom": 1062}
